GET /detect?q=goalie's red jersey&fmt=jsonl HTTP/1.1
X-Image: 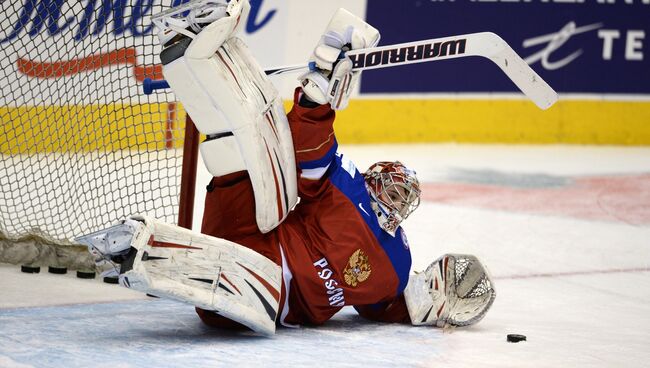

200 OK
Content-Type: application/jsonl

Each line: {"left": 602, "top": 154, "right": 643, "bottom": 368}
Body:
{"left": 200, "top": 89, "right": 412, "bottom": 327}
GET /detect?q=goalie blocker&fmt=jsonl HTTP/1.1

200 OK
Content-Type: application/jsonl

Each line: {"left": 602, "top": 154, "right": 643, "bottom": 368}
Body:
{"left": 153, "top": 0, "right": 298, "bottom": 233}
{"left": 299, "top": 8, "right": 380, "bottom": 110}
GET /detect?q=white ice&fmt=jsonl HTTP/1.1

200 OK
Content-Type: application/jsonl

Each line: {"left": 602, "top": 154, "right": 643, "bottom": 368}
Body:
{"left": 1, "top": 144, "right": 649, "bottom": 368}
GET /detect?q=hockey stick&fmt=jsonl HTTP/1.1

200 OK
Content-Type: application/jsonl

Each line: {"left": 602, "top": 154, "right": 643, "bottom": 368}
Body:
{"left": 145, "top": 32, "right": 557, "bottom": 109}
{"left": 267, "top": 32, "right": 558, "bottom": 110}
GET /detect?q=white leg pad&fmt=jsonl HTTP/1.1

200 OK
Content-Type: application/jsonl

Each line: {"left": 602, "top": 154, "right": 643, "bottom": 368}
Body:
{"left": 162, "top": 58, "right": 230, "bottom": 134}
{"left": 162, "top": 37, "right": 298, "bottom": 233}
{"left": 117, "top": 215, "right": 282, "bottom": 336}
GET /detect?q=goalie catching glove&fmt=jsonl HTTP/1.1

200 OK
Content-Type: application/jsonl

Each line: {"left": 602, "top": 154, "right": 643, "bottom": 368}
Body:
{"left": 300, "top": 8, "right": 380, "bottom": 110}
{"left": 404, "top": 254, "right": 496, "bottom": 327}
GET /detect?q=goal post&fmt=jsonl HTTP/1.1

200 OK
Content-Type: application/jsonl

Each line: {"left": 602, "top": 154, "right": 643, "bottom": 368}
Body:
{"left": 0, "top": 0, "right": 200, "bottom": 268}
{"left": 178, "top": 117, "right": 200, "bottom": 230}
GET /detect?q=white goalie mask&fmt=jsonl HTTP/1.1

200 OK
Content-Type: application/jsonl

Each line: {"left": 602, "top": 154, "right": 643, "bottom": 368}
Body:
{"left": 363, "top": 161, "right": 421, "bottom": 235}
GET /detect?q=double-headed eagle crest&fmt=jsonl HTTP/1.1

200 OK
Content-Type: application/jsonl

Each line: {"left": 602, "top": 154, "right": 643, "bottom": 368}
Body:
{"left": 343, "top": 249, "right": 372, "bottom": 287}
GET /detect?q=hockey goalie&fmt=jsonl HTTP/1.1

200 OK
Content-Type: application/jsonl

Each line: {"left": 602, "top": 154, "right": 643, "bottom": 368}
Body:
{"left": 78, "top": 0, "right": 495, "bottom": 336}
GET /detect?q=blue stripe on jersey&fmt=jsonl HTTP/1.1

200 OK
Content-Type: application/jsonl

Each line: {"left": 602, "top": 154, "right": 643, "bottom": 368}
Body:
{"left": 327, "top": 153, "right": 412, "bottom": 294}
{"left": 298, "top": 139, "right": 338, "bottom": 170}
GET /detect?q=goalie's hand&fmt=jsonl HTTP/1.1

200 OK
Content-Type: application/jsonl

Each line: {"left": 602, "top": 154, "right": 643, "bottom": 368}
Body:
{"left": 299, "top": 22, "right": 379, "bottom": 110}
{"left": 404, "top": 254, "right": 496, "bottom": 327}
{"left": 300, "top": 54, "right": 354, "bottom": 110}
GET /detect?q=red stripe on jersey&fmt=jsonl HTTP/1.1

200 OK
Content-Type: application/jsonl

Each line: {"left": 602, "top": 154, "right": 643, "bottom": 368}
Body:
{"left": 287, "top": 89, "right": 336, "bottom": 164}
{"left": 237, "top": 262, "right": 280, "bottom": 302}
{"left": 294, "top": 131, "right": 336, "bottom": 164}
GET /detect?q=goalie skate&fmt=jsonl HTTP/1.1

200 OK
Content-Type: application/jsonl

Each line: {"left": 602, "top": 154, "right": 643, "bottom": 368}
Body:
{"left": 151, "top": 0, "right": 236, "bottom": 46}
{"left": 77, "top": 215, "right": 282, "bottom": 336}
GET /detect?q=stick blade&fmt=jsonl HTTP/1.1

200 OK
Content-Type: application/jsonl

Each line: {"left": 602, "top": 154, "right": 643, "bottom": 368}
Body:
{"left": 491, "top": 49, "right": 559, "bottom": 109}
{"left": 472, "top": 32, "right": 558, "bottom": 110}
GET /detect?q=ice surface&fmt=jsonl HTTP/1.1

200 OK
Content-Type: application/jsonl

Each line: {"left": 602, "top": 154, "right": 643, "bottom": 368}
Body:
{"left": 1, "top": 144, "right": 650, "bottom": 368}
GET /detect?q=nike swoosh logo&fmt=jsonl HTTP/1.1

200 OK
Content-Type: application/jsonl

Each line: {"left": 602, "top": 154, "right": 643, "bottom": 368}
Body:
{"left": 358, "top": 203, "right": 370, "bottom": 216}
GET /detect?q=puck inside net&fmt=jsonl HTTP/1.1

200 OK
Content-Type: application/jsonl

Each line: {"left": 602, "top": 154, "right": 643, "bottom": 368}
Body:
{"left": 76, "top": 270, "right": 96, "bottom": 279}
{"left": 20, "top": 265, "right": 40, "bottom": 274}
{"left": 48, "top": 266, "right": 68, "bottom": 274}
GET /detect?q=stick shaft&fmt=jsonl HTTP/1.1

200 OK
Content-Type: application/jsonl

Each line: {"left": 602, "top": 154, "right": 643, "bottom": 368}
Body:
{"left": 265, "top": 33, "right": 502, "bottom": 74}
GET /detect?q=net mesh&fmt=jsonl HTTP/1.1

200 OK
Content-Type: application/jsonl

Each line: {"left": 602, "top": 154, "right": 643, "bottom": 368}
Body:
{"left": 0, "top": 0, "right": 189, "bottom": 266}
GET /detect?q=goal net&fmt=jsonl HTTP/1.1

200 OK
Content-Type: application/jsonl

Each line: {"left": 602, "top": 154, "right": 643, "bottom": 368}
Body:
{"left": 0, "top": 0, "right": 198, "bottom": 268}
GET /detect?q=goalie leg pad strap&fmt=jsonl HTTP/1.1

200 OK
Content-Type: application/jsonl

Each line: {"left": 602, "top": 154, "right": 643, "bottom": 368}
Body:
{"left": 118, "top": 215, "right": 282, "bottom": 336}
{"left": 162, "top": 37, "right": 298, "bottom": 233}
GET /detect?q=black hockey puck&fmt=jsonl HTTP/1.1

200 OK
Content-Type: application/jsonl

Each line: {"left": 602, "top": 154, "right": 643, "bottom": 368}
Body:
{"left": 507, "top": 334, "right": 527, "bottom": 343}
{"left": 48, "top": 266, "right": 68, "bottom": 274}
{"left": 76, "top": 270, "right": 96, "bottom": 279}
{"left": 146, "top": 294, "right": 160, "bottom": 298}
{"left": 103, "top": 276, "right": 119, "bottom": 284}
{"left": 20, "top": 265, "right": 40, "bottom": 273}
